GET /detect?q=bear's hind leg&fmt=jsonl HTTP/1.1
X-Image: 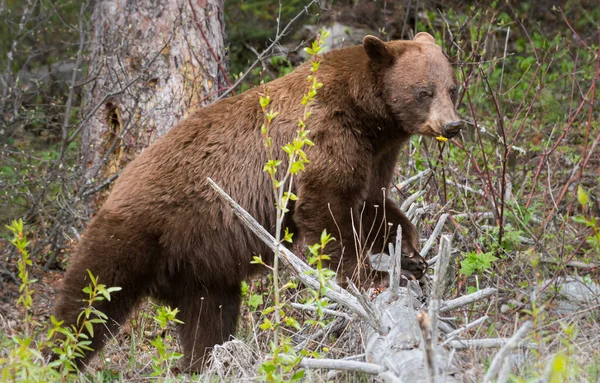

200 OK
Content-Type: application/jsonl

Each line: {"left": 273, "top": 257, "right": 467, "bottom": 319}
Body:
{"left": 173, "top": 283, "right": 242, "bottom": 372}
{"left": 52, "top": 213, "right": 158, "bottom": 368}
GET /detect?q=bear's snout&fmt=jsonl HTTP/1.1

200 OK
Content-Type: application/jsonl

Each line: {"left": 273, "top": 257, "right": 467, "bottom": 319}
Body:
{"left": 442, "top": 120, "right": 462, "bottom": 138}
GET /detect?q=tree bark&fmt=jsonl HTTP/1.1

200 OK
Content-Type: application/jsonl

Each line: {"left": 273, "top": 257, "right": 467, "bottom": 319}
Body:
{"left": 80, "top": 0, "right": 228, "bottom": 205}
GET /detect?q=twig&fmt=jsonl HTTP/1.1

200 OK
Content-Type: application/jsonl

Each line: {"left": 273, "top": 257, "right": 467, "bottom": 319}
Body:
{"left": 417, "top": 311, "right": 436, "bottom": 383}
{"left": 294, "top": 316, "right": 348, "bottom": 352}
{"left": 440, "top": 287, "right": 497, "bottom": 313}
{"left": 448, "top": 338, "right": 534, "bottom": 349}
{"left": 442, "top": 315, "right": 488, "bottom": 345}
{"left": 428, "top": 236, "right": 452, "bottom": 371}
{"left": 346, "top": 280, "right": 383, "bottom": 334}
{"left": 0, "top": 0, "right": 36, "bottom": 117}
{"left": 431, "top": 235, "right": 452, "bottom": 300}
{"left": 539, "top": 258, "right": 599, "bottom": 270}
{"left": 290, "top": 303, "right": 351, "bottom": 320}
{"left": 400, "top": 190, "right": 425, "bottom": 212}
{"left": 498, "top": 26, "right": 510, "bottom": 95}
{"left": 298, "top": 358, "right": 386, "bottom": 375}
{"left": 390, "top": 225, "right": 403, "bottom": 296}
{"left": 80, "top": 172, "right": 121, "bottom": 198}
{"left": 497, "top": 356, "right": 512, "bottom": 383}
{"left": 58, "top": 2, "right": 87, "bottom": 164}
{"left": 421, "top": 213, "right": 448, "bottom": 258}
{"left": 0, "top": 262, "right": 19, "bottom": 284}
{"left": 396, "top": 169, "right": 431, "bottom": 190}
{"left": 482, "top": 321, "right": 532, "bottom": 383}
{"left": 217, "top": 0, "right": 319, "bottom": 100}
{"left": 445, "top": 179, "right": 485, "bottom": 196}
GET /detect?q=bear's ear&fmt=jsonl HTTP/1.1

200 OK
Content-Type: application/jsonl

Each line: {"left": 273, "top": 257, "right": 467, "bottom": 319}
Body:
{"left": 363, "top": 35, "right": 394, "bottom": 67}
{"left": 413, "top": 32, "right": 436, "bottom": 45}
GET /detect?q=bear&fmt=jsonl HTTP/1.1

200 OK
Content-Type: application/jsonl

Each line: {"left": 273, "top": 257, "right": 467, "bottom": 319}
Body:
{"left": 52, "top": 32, "right": 461, "bottom": 371}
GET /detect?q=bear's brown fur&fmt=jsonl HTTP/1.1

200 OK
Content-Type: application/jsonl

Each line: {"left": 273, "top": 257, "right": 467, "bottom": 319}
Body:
{"left": 53, "top": 32, "right": 461, "bottom": 371}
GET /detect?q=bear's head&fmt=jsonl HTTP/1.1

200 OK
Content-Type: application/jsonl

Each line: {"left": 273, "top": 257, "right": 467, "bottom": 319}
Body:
{"left": 364, "top": 33, "right": 461, "bottom": 139}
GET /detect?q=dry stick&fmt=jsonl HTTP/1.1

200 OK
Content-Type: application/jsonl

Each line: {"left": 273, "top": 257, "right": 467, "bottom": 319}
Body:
{"left": 448, "top": 338, "right": 533, "bottom": 349}
{"left": 482, "top": 321, "right": 533, "bottom": 383}
{"left": 290, "top": 303, "right": 351, "bottom": 320}
{"left": 440, "top": 287, "right": 497, "bottom": 313}
{"left": 80, "top": 171, "right": 121, "bottom": 198}
{"left": 298, "top": 358, "right": 385, "bottom": 375}
{"left": 206, "top": 178, "right": 372, "bottom": 324}
{"left": 429, "top": 235, "right": 452, "bottom": 356}
{"left": 345, "top": 280, "right": 383, "bottom": 333}
{"left": 390, "top": 225, "right": 403, "bottom": 297}
{"left": 396, "top": 169, "right": 432, "bottom": 190}
{"left": 417, "top": 311, "right": 435, "bottom": 383}
{"left": 400, "top": 190, "right": 426, "bottom": 212}
{"left": 379, "top": 371, "right": 403, "bottom": 383}
{"left": 539, "top": 258, "right": 599, "bottom": 270}
{"left": 445, "top": 179, "right": 485, "bottom": 196}
{"left": 497, "top": 356, "right": 512, "bottom": 383}
{"left": 422, "top": 213, "right": 448, "bottom": 261}
{"left": 294, "top": 316, "right": 347, "bottom": 352}
{"left": 442, "top": 315, "right": 488, "bottom": 345}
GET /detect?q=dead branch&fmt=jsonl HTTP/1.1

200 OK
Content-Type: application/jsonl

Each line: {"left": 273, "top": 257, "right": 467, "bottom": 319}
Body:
{"left": 448, "top": 338, "right": 534, "bottom": 349}
{"left": 207, "top": 177, "right": 372, "bottom": 322}
{"left": 482, "top": 321, "right": 532, "bottom": 383}
{"left": 440, "top": 287, "right": 497, "bottom": 313}
{"left": 298, "top": 358, "right": 386, "bottom": 374}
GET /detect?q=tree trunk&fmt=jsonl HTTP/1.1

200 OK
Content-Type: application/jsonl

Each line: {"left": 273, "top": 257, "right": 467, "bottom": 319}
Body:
{"left": 80, "top": 0, "right": 228, "bottom": 206}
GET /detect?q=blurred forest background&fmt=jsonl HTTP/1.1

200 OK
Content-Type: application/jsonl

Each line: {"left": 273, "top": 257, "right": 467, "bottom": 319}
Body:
{"left": 1, "top": 0, "right": 599, "bottom": 381}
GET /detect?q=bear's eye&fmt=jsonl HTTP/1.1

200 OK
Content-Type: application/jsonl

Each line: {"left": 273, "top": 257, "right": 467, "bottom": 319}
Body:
{"left": 418, "top": 90, "right": 433, "bottom": 99}
{"left": 449, "top": 87, "right": 458, "bottom": 98}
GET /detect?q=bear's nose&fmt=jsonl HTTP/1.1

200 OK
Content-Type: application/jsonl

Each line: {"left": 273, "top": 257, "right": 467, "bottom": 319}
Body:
{"left": 442, "top": 120, "right": 462, "bottom": 138}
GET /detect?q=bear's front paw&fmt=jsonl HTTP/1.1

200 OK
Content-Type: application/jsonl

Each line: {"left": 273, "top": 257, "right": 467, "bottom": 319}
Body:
{"left": 400, "top": 242, "right": 428, "bottom": 280}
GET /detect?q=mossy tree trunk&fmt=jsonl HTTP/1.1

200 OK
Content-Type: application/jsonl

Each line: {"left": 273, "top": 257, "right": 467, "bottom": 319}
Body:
{"left": 80, "top": 0, "right": 228, "bottom": 207}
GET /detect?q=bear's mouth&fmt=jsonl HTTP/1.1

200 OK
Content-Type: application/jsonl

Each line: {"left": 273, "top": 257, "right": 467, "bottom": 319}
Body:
{"left": 442, "top": 130, "right": 460, "bottom": 139}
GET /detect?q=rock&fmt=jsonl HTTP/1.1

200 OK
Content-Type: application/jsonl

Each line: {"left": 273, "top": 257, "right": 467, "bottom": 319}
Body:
{"left": 542, "top": 276, "right": 600, "bottom": 315}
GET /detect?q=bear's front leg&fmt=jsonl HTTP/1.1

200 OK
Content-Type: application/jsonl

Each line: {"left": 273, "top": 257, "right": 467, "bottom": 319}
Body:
{"left": 294, "top": 191, "right": 384, "bottom": 288}
{"left": 362, "top": 198, "right": 428, "bottom": 281}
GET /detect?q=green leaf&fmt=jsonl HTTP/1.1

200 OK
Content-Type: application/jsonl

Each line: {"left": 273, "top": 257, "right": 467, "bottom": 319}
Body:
{"left": 247, "top": 294, "right": 263, "bottom": 310}
{"left": 263, "top": 306, "right": 275, "bottom": 315}
{"left": 284, "top": 316, "right": 301, "bottom": 330}
{"left": 259, "top": 318, "right": 273, "bottom": 330}
{"left": 291, "top": 369, "right": 305, "bottom": 381}
{"left": 85, "top": 322, "right": 94, "bottom": 337}
{"left": 86, "top": 269, "right": 97, "bottom": 285}
{"left": 283, "top": 227, "right": 294, "bottom": 243}
{"left": 251, "top": 255, "right": 264, "bottom": 264}
{"left": 460, "top": 251, "right": 497, "bottom": 277}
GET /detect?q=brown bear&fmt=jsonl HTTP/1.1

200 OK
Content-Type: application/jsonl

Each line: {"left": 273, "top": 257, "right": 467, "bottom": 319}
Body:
{"left": 53, "top": 32, "right": 461, "bottom": 371}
